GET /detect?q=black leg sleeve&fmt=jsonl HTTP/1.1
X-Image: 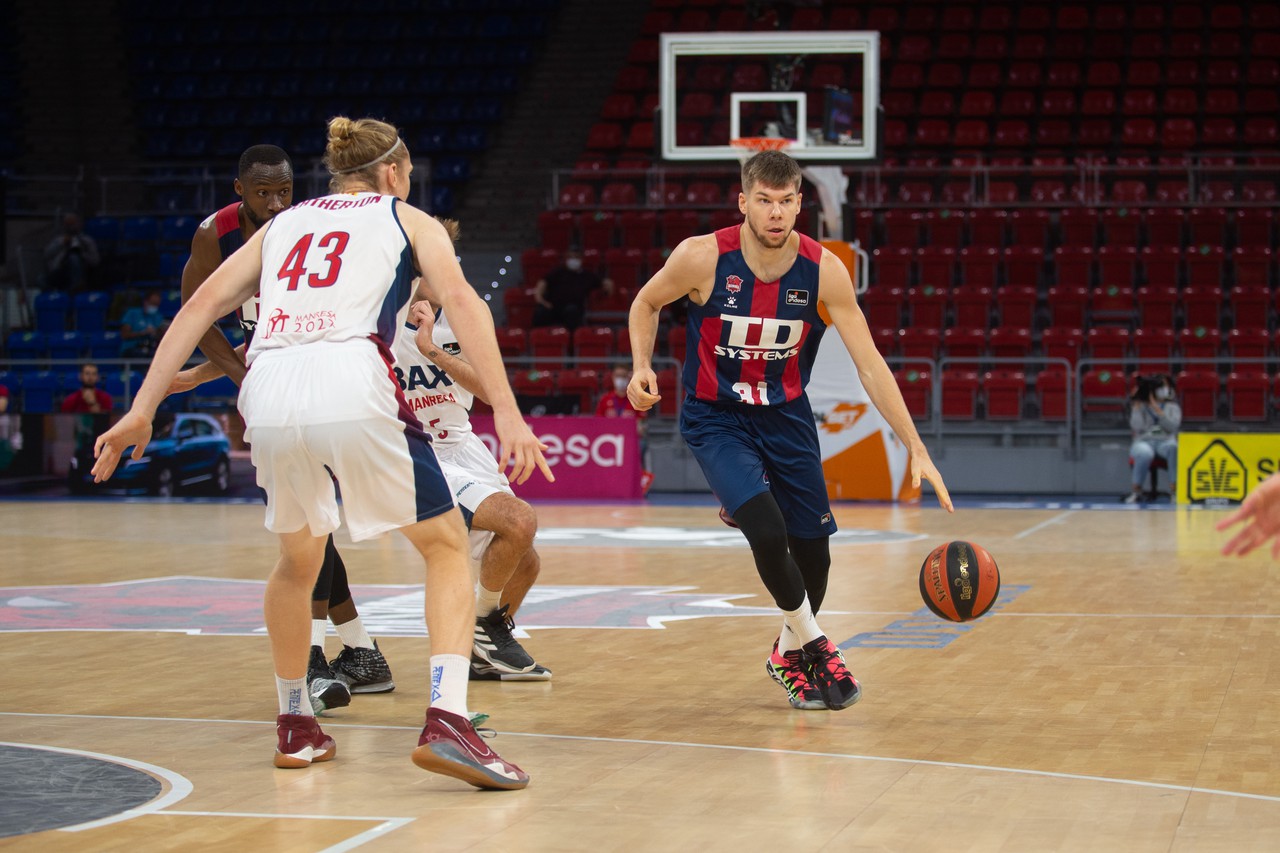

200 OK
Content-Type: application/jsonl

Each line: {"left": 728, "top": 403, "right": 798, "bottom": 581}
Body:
{"left": 311, "top": 534, "right": 337, "bottom": 604}
{"left": 731, "top": 492, "right": 807, "bottom": 612}
{"left": 787, "top": 534, "right": 832, "bottom": 614}
{"left": 325, "top": 535, "right": 352, "bottom": 609}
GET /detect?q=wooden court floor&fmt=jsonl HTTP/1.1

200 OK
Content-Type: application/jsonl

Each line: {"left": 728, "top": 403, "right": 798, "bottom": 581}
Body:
{"left": 2, "top": 498, "right": 1280, "bottom": 852}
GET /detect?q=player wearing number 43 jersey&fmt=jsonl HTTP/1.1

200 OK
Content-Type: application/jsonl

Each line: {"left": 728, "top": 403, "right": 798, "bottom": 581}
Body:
{"left": 391, "top": 271, "right": 550, "bottom": 682}
{"left": 94, "top": 116, "right": 550, "bottom": 790}
{"left": 628, "top": 150, "right": 954, "bottom": 712}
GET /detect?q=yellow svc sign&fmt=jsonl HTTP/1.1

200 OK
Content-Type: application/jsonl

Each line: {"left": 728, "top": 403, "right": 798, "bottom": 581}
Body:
{"left": 1177, "top": 433, "right": 1280, "bottom": 505}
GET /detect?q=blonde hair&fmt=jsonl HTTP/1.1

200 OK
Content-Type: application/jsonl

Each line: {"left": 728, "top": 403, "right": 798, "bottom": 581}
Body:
{"left": 741, "top": 149, "right": 803, "bottom": 194}
{"left": 436, "top": 217, "right": 460, "bottom": 244}
{"left": 324, "top": 116, "right": 405, "bottom": 188}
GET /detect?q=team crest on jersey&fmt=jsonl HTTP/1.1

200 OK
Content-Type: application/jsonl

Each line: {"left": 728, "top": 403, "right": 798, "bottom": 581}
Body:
{"left": 725, "top": 274, "right": 743, "bottom": 293}
{"left": 786, "top": 289, "right": 809, "bottom": 306}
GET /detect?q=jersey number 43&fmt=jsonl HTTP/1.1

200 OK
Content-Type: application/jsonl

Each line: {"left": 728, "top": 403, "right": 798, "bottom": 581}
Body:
{"left": 277, "top": 232, "right": 351, "bottom": 290}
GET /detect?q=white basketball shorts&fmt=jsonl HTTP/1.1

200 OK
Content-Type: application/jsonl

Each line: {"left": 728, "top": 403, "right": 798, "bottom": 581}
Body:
{"left": 434, "top": 431, "right": 513, "bottom": 561}
{"left": 239, "top": 340, "right": 455, "bottom": 541}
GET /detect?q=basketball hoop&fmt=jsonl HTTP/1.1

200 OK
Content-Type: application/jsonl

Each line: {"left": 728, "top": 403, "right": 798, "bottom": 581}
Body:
{"left": 730, "top": 136, "right": 792, "bottom": 165}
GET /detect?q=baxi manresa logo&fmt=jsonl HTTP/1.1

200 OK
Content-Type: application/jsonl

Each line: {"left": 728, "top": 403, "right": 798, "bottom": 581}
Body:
{"left": 725, "top": 274, "right": 743, "bottom": 293}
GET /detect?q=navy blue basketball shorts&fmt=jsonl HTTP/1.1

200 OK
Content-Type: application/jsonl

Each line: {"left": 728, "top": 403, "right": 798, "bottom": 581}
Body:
{"left": 680, "top": 395, "right": 837, "bottom": 539}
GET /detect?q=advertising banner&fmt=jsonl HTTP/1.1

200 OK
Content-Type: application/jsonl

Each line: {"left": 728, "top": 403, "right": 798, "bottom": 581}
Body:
{"left": 1177, "top": 432, "right": 1280, "bottom": 505}
{"left": 470, "top": 416, "right": 642, "bottom": 500}
{"left": 806, "top": 332, "right": 919, "bottom": 502}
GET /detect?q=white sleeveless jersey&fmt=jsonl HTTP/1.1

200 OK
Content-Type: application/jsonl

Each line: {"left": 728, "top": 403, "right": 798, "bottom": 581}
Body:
{"left": 247, "top": 193, "right": 414, "bottom": 363}
{"left": 391, "top": 305, "right": 473, "bottom": 446}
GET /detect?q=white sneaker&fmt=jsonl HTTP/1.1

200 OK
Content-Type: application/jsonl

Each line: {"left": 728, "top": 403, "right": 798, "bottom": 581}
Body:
{"left": 1123, "top": 491, "right": 1142, "bottom": 504}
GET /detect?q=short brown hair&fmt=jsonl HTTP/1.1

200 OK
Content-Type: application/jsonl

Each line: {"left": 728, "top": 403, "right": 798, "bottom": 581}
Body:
{"left": 740, "top": 150, "right": 803, "bottom": 194}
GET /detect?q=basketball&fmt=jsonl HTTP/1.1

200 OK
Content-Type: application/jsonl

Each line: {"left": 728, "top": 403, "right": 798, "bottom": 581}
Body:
{"left": 918, "top": 541, "right": 1001, "bottom": 622}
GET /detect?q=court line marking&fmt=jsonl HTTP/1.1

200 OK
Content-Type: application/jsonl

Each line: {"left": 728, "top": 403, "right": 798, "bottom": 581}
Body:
{"left": 5, "top": 712, "right": 1280, "bottom": 806}
{"left": 1012, "top": 510, "right": 1074, "bottom": 539}
{"left": 163, "top": 811, "right": 416, "bottom": 853}
{"left": 0, "top": 740, "right": 194, "bottom": 831}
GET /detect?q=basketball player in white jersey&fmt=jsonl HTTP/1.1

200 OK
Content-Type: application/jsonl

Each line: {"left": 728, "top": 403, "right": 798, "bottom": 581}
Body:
{"left": 394, "top": 274, "right": 548, "bottom": 681}
{"left": 94, "top": 116, "right": 551, "bottom": 790}
{"left": 173, "top": 145, "right": 392, "bottom": 716}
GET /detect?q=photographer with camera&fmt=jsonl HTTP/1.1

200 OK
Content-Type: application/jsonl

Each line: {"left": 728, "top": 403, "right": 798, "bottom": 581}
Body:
{"left": 44, "top": 213, "right": 101, "bottom": 292}
{"left": 1125, "top": 373, "right": 1181, "bottom": 504}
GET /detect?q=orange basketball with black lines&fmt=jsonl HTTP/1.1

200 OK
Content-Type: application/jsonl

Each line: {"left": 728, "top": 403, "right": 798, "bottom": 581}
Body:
{"left": 919, "top": 540, "right": 1001, "bottom": 622}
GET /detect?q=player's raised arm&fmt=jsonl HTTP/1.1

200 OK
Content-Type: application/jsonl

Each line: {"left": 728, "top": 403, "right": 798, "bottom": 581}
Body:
{"left": 627, "top": 235, "right": 717, "bottom": 411}
{"left": 408, "top": 299, "right": 489, "bottom": 403}
{"left": 818, "top": 250, "right": 953, "bottom": 512}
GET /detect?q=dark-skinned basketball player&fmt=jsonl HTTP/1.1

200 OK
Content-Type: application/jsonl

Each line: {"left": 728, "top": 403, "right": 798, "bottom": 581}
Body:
{"left": 168, "top": 145, "right": 393, "bottom": 714}
{"left": 628, "top": 150, "right": 954, "bottom": 711}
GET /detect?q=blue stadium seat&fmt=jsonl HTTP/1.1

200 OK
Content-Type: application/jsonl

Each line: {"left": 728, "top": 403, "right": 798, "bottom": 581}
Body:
{"left": 190, "top": 375, "right": 240, "bottom": 410}
{"left": 434, "top": 157, "right": 471, "bottom": 183}
{"left": 6, "top": 331, "right": 47, "bottom": 361}
{"left": 18, "top": 371, "right": 61, "bottom": 413}
{"left": 160, "top": 216, "right": 198, "bottom": 242}
{"left": 73, "top": 291, "right": 110, "bottom": 331}
{"left": 102, "top": 369, "right": 140, "bottom": 409}
{"left": 34, "top": 291, "right": 70, "bottom": 334}
{"left": 430, "top": 186, "right": 455, "bottom": 215}
{"left": 83, "top": 217, "right": 120, "bottom": 243}
{"left": 86, "top": 331, "right": 122, "bottom": 360}
{"left": 47, "top": 331, "right": 88, "bottom": 361}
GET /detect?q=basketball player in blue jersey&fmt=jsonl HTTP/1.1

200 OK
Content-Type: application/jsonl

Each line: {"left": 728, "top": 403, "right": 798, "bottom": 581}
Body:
{"left": 172, "top": 145, "right": 393, "bottom": 715}
{"left": 628, "top": 150, "right": 954, "bottom": 712}
{"left": 95, "top": 116, "right": 548, "bottom": 789}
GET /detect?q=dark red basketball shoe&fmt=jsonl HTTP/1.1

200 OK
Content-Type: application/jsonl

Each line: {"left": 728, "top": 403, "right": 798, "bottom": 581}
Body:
{"left": 412, "top": 708, "right": 529, "bottom": 790}
{"left": 274, "top": 714, "right": 337, "bottom": 768}
{"left": 766, "top": 638, "right": 827, "bottom": 710}
{"left": 803, "top": 636, "right": 863, "bottom": 710}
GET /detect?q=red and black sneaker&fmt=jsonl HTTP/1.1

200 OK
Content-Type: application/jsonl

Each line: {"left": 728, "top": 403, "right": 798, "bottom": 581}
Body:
{"left": 412, "top": 708, "right": 530, "bottom": 790}
{"left": 765, "top": 638, "right": 827, "bottom": 710}
{"left": 274, "top": 714, "right": 337, "bottom": 769}
{"left": 803, "top": 636, "right": 863, "bottom": 711}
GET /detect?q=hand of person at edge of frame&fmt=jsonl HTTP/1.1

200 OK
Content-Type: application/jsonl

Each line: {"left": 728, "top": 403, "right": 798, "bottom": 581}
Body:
{"left": 91, "top": 410, "right": 153, "bottom": 483}
{"left": 494, "top": 407, "right": 553, "bottom": 485}
{"left": 1216, "top": 476, "right": 1280, "bottom": 559}
{"left": 627, "top": 369, "right": 661, "bottom": 412}
{"left": 912, "top": 456, "right": 955, "bottom": 513}
{"left": 166, "top": 369, "right": 199, "bottom": 397}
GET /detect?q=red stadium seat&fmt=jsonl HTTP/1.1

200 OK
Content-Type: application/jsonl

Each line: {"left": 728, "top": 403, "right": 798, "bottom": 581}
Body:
{"left": 494, "top": 327, "right": 528, "bottom": 358}
{"left": 943, "top": 327, "right": 986, "bottom": 360}
{"left": 1227, "top": 371, "right": 1270, "bottom": 421}
{"left": 893, "top": 368, "right": 933, "bottom": 419}
{"left": 1179, "top": 326, "right": 1223, "bottom": 361}
{"left": 665, "top": 325, "right": 686, "bottom": 366}
{"left": 1181, "top": 284, "right": 1223, "bottom": 328}
{"left": 1101, "top": 210, "right": 1141, "bottom": 246}
{"left": 502, "top": 287, "right": 538, "bottom": 329}
{"left": 1132, "top": 327, "right": 1175, "bottom": 373}
{"left": 899, "top": 327, "right": 942, "bottom": 361}
{"left": 924, "top": 210, "right": 966, "bottom": 248}
{"left": 1060, "top": 209, "right": 1099, "bottom": 247}
{"left": 1141, "top": 246, "right": 1181, "bottom": 286}
{"left": 555, "top": 369, "right": 603, "bottom": 413}
{"left": 618, "top": 211, "right": 657, "bottom": 249}
{"left": 1144, "top": 210, "right": 1185, "bottom": 247}
{"left": 906, "top": 285, "right": 949, "bottom": 328}
{"left": 995, "top": 286, "right": 1037, "bottom": 328}
{"left": 1042, "top": 326, "right": 1085, "bottom": 367}
{"left": 579, "top": 211, "right": 617, "bottom": 252}
{"left": 874, "top": 247, "right": 913, "bottom": 288}
{"left": 1036, "top": 369, "right": 1072, "bottom": 421}
{"left": 861, "top": 286, "right": 905, "bottom": 329}
{"left": 941, "top": 369, "right": 982, "bottom": 419}
{"left": 1189, "top": 209, "right": 1229, "bottom": 247}
{"left": 959, "top": 247, "right": 1000, "bottom": 288}
{"left": 573, "top": 325, "right": 615, "bottom": 362}
{"left": 537, "top": 210, "right": 575, "bottom": 252}
{"left": 1086, "top": 326, "right": 1130, "bottom": 371}
{"left": 983, "top": 370, "right": 1027, "bottom": 420}
{"left": 917, "top": 247, "right": 956, "bottom": 289}
{"left": 1054, "top": 246, "right": 1094, "bottom": 287}
{"left": 1010, "top": 211, "right": 1050, "bottom": 249}
{"left": 989, "top": 326, "right": 1032, "bottom": 360}
{"left": 1227, "top": 327, "right": 1271, "bottom": 361}
{"left": 1004, "top": 246, "right": 1045, "bottom": 287}
{"left": 1097, "top": 245, "right": 1138, "bottom": 287}
{"left": 604, "top": 247, "right": 644, "bottom": 292}
{"left": 968, "top": 210, "right": 1007, "bottom": 247}
{"left": 1177, "top": 370, "right": 1221, "bottom": 421}
{"left": 521, "top": 247, "right": 560, "bottom": 288}
{"left": 1229, "top": 286, "right": 1271, "bottom": 330}
{"left": 529, "top": 326, "right": 571, "bottom": 361}
{"left": 951, "top": 286, "right": 993, "bottom": 328}
{"left": 1135, "top": 285, "right": 1178, "bottom": 328}
{"left": 1081, "top": 368, "right": 1130, "bottom": 414}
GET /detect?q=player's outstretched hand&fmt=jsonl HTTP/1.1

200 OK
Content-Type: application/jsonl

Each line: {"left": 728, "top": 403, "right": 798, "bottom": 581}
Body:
{"left": 627, "top": 369, "right": 661, "bottom": 412}
{"left": 1217, "top": 474, "right": 1280, "bottom": 558}
{"left": 494, "top": 407, "right": 553, "bottom": 486}
{"left": 91, "top": 411, "right": 153, "bottom": 483}
{"left": 913, "top": 454, "right": 955, "bottom": 513}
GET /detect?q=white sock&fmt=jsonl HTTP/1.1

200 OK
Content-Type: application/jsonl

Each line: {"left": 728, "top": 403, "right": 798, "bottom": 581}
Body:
{"left": 277, "top": 675, "right": 312, "bottom": 717}
{"left": 335, "top": 616, "right": 375, "bottom": 650}
{"left": 781, "top": 595, "right": 823, "bottom": 652}
{"left": 310, "top": 619, "right": 327, "bottom": 649}
{"left": 476, "top": 583, "right": 503, "bottom": 618}
{"left": 429, "top": 654, "right": 470, "bottom": 718}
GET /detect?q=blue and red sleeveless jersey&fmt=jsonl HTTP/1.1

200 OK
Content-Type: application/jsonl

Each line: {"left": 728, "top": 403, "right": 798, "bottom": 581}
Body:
{"left": 213, "top": 202, "right": 243, "bottom": 260}
{"left": 682, "top": 227, "right": 827, "bottom": 406}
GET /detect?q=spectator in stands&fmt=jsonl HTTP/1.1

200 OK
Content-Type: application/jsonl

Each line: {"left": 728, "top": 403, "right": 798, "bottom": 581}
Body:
{"left": 533, "top": 249, "right": 612, "bottom": 332}
{"left": 60, "top": 363, "right": 113, "bottom": 414}
{"left": 1218, "top": 473, "right": 1280, "bottom": 559}
{"left": 595, "top": 363, "right": 648, "bottom": 466}
{"left": 1125, "top": 373, "right": 1180, "bottom": 504}
{"left": 119, "top": 289, "right": 170, "bottom": 357}
{"left": 44, "top": 213, "right": 101, "bottom": 291}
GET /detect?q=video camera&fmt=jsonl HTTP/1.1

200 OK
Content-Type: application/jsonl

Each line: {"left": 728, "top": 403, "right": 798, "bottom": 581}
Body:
{"left": 1131, "top": 374, "right": 1164, "bottom": 403}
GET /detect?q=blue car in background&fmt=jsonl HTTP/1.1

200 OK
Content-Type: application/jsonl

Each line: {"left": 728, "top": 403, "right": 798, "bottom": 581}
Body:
{"left": 69, "top": 412, "right": 232, "bottom": 496}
